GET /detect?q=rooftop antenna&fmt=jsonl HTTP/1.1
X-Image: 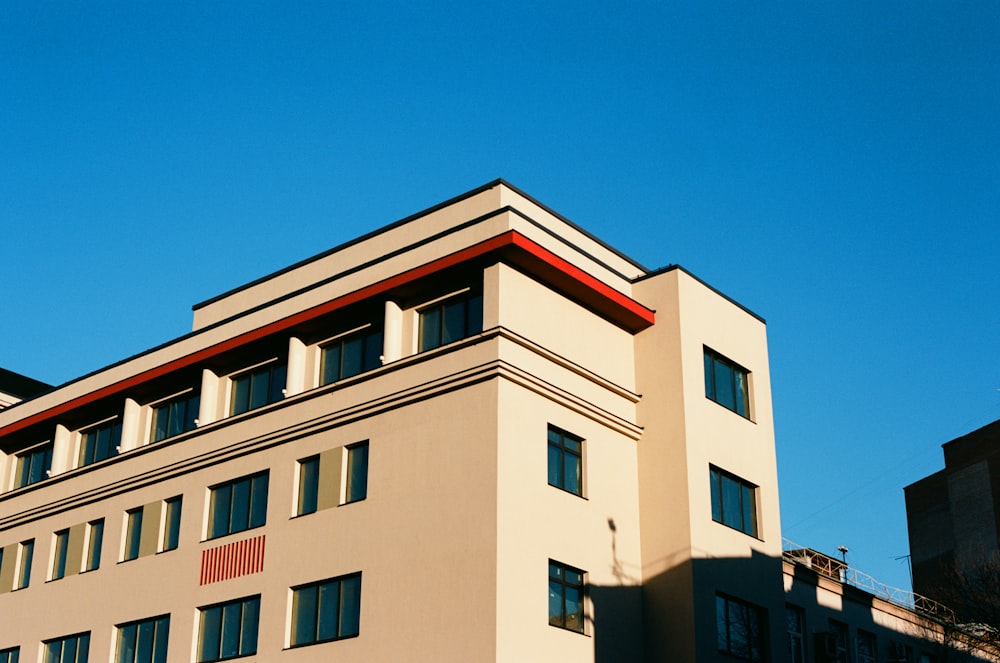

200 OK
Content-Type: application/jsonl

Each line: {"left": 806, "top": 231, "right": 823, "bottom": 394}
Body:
{"left": 837, "top": 545, "right": 849, "bottom": 565}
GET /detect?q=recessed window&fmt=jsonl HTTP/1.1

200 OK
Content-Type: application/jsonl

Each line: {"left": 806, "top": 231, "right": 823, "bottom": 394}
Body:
{"left": 85, "top": 520, "right": 104, "bottom": 572}
{"left": 161, "top": 497, "right": 182, "bottom": 552}
{"left": 123, "top": 508, "right": 144, "bottom": 562}
{"left": 51, "top": 530, "right": 70, "bottom": 580}
{"left": 548, "top": 560, "right": 585, "bottom": 633}
{"left": 0, "top": 647, "right": 19, "bottom": 663}
{"left": 710, "top": 466, "right": 758, "bottom": 537}
{"left": 418, "top": 290, "right": 483, "bottom": 352}
{"left": 116, "top": 615, "right": 169, "bottom": 663}
{"left": 79, "top": 419, "right": 122, "bottom": 467}
{"left": 15, "top": 540, "right": 33, "bottom": 590}
{"left": 151, "top": 391, "right": 200, "bottom": 442}
{"left": 43, "top": 633, "right": 90, "bottom": 663}
{"left": 547, "top": 426, "right": 583, "bottom": 496}
{"left": 14, "top": 443, "right": 52, "bottom": 488}
{"left": 197, "top": 595, "right": 259, "bottom": 662}
{"left": 321, "top": 328, "right": 383, "bottom": 385}
{"left": 857, "top": 629, "right": 876, "bottom": 663}
{"left": 786, "top": 604, "right": 805, "bottom": 663}
{"left": 208, "top": 472, "right": 269, "bottom": 540}
{"left": 716, "top": 594, "right": 765, "bottom": 661}
{"left": 290, "top": 573, "right": 362, "bottom": 647}
{"left": 831, "top": 620, "right": 850, "bottom": 663}
{"left": 704, "top": 347, "right": 750, "bottom": 418}
{"left": 296, "top": 456, "right": 320, "bottom": 517}
{"left": 346, "top": 442, "right": 369, "bottom": 504}
{"left": 230, "top": 362, "right": 287, "bottom": 416}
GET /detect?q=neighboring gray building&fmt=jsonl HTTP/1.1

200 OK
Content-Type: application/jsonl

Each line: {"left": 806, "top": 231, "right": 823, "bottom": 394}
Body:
{"left": 0, "top": 368, "right": 50, "bottom": 410}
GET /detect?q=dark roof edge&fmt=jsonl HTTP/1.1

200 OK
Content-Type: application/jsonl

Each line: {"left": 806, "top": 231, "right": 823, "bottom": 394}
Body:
{"left": 633, "top": 264, "right": 766, "bottom": 324}
{"left": 0, "top": 368, "right": 53, "bottom": 400}
{"left": 193, "top": 178, "right": 649, "bottom": 311}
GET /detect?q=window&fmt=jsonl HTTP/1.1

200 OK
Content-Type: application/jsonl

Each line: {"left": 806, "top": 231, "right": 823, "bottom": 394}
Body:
{"left": 418, "top": 290, "right": 483, "bottom": 352}
{"left": 0, "top": 647, "right": 18, "bottom": 663}
{"left": 197, "top": 595, "right": 259, "bottom": 662}
{"left": 123, "top": 508, "right": 143, "bottom": 561}
{"left": 704, "top": 347, "right": 750, "bottom": 418}
{"left": 547, "top": 426, "right": 583, "bottom": 496}
{"left": 857, "top": 629, "right": 876, "bottom": 663}
{"left": 786, "top": 604, "right": 805, "bottom": 663}
{"left": 15, "top": 540, "right": 33, "bottom": 590}
{"left": 85, "top": 520, "right": 104, "bottom": 572}
{"left": 208, "top": 472, "right": 269, "bottom": 539}
{"left": 14, "top": 443, "right": 52, "bottom": 488}
{"left": 290, "top": 573, "right": 362, "bottom": 647}
{"left": 830, "top": 620, "right": 849, "bottom": 663}
{"left": 79, "top": 419, "right": 122, "bottom": 467}
{"left": 717, "top": 593, "right": 765, "bottom": 661}
{"left": 230, "top": 362, "right": 286, "bottom": 415}
{"left": 345, "top": 442, "right": 368, "bottom": 504}
{"left": 43, "top": 633, "right": 90, "bottom": 663}
{"left": 296, "top": 456, "right": 320, "bottom": 516}
{"left": 710, "top": 466, "right": 758, "bottom": 537}
{"left": 548, "top": 560, "right": 585, "bottom": 633}
{"left": 151, "top": 391, "right": 200, "bottom": 442}
{"left": 116, "top": 615, "right": 169, "bottom": 663}
{"left": 51, "top": 530, "right": 69, "bottom": 580}
{"left": 321, "top": 327, "right": 383, "bottom": 385}
{"left": 162, "top": 497, "right": 182, "bottom": 552}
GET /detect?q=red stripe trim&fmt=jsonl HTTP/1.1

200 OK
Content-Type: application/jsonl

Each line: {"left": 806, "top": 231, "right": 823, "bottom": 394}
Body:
{"left": 0, "top": 230, "right": 653, "bottom": 438}
{"left": 199, "top": 534, "right": 266, "bottom": 585}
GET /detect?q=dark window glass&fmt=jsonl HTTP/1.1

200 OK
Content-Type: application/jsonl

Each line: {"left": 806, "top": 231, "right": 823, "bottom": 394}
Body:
{"left": 321, "top": 328, "right": 383, "bottom": 385}
{"left": 418, "top": 291, "right": 483, "bottom": 352}
{"left": 291, "top": 573, "right": 362, "bottom": 647}
{"left": 0, "top": 647, "right": 19, "bottom": 663}
{"left": 152, "top": 392, "right": 200, "bottom": 442}
{"left": 79, "top": 420, "right": 122, "bottom": 467}
{"left": 704, "top": 347, "right": 751, "bottom": 418}
{"left": 124, "top": 508, "right": 143, "bottom": 561}
{"left": 346, "top": 443, "right": 369, "bottom": 503}
{"left": 16, "top": 540, "right": 33, "bottom": 589}
{"left": 548, "top": 561, "right": 585, "bottom": 633}
{"left": 43, "top": 633, "right": 89, "bottom": 663}
{"left": 52, "top": 530, "right": 69, "bottom": 580}
{"left": 857, "top": 630, "right": 876, "bottom": 663}
{"left": 547, "top": 426, "right": 583, "bottom": 496}
{"left": 198, "top": 596, "right": 259, "bottom": 662}
{"left": 162, "top": 497, "right": 182, "bottom": 552}
{"left": 85, "top": 520, "right": 104, "bottom": 572}
{"left": 786, "top": 604, "right": 805, "bottom": 663}
{"left": 230, "top": 363, "right": 286, "bottom": 416}
{"left": 208, "top": 472, "right": 268, "bottom": 539}
{"left": 710, "top": 466, "right": 758, "bottom": 537}
{"left": 297, "top": 456, "right": 319, "bottom": 516}
{"left": 717, "top": 594, "right": 765, "bottom": 661}
{"left": 116, "top": 615, "right": 169, "bottom": 663}
{"left": 15, "top": 443, "right": 53, "bottom": 488}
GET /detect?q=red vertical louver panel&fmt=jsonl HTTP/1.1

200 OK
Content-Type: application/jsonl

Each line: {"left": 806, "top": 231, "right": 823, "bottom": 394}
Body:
{"left": 199, "top": 534, "right": 265, "bottom": 585}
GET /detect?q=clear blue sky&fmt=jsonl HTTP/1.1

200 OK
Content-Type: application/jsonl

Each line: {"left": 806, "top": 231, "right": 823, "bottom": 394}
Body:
{"left": 3, "top": 3, "right": 998, "bottom": 593}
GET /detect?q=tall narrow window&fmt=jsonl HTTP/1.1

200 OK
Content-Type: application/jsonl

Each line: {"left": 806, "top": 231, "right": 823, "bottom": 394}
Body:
{"left": 786, "top": 604, "right": 805, "bottom": 663}
{"left": 208, "top": 472, "right": 269, "bottom": 539}
{"left": 548, "top": 560, "right": 585, "bottom": 633}
{"left": 418, "top": 290, "right": 483, "bottom": 352}
{"left": 43, "top": 633, "right": 89, "bottom": 663}
{"left": 297, "top": 456, "right": 319, "bottom": 516}
{"left": 116, "top": 615, "right": 170, "bottom": 663}
{"left": 717, "top": 594, "right": 765, "bottom": 662}
{"left": 830, "top": 620, "right": 849, "bottom": 663}
{"left": 547, "top": 426, "right": 583, "bottom": 496}
{"left": 290, "top": 573, "right": 362, "bottom": 646}
{"left": 0, "top": 647, "right": 18, "bottom": 663}
{"left": 197, "top": 595, "right": 259, "bottom": 662}
{"left": 230, "top": 362, "right": 287, "bottom": 415}
{"left": 79, "top": 419, "right": 122, "bottom": 467}
{"left": 124, "top": 508, "right": 143, "bottom": 561}
{"left": 51, "top": 530, "right": 70, "bottom": 580}
{"left": 321, "top": 327, "right": 383, "bottom": 385}
{"left": 857, "top": 629, "right": 876, "bottom": 663}
{"left": 85, "top": 519, "right": 104, "bottom": 572}
{"left": 710, "top": 466, "right": 759, "bottom": 537}
{"left": 345, "top": 442, "right": 369, "bottom": 504}
{"left": 151, "top": 392, "right": 200, "bottom": 442}
{"left": 162, "top": 497, "right": 182, "bottom": 552}
{"left": 14, "top": 443, "right": 53, "bottom": 488}
{"left": 704, "top": 347, "right": 751, "bottom": 418}
{"left": 15, "top": 540, "right": 33, "bottom": 590}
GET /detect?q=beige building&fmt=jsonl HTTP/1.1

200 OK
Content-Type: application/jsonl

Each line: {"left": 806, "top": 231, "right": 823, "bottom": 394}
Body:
{"left": 0, "top": 180, "right": 988, "bottom": 663}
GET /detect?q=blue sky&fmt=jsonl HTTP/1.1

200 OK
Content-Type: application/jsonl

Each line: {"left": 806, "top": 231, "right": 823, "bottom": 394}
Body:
{"left": 3, "top": 2, "right": 998, "bottom": 593}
